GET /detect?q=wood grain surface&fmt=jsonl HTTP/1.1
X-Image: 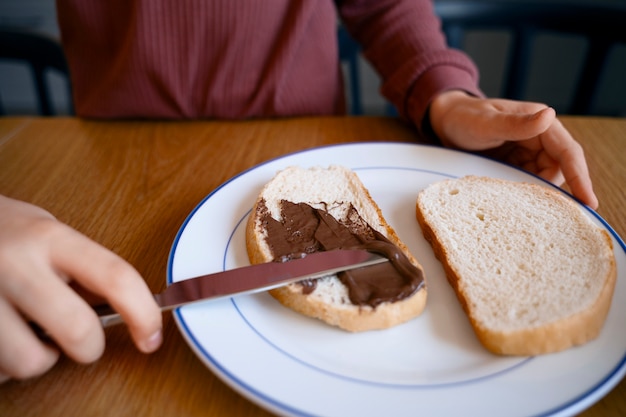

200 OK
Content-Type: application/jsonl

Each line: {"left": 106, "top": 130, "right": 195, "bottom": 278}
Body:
{"left": 0, "top": 116, "right": 624, "bottom": 417}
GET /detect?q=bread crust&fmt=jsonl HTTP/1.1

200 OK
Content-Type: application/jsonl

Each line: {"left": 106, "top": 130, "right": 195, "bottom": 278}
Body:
{"left": 416, "top": 176, "right": 616, "bottom": 355}
{"left": 245, "top": 165, "right": 427, "bottom": 332}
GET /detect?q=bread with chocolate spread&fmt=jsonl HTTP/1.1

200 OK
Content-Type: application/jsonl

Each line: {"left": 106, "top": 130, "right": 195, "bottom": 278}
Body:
{"left": 416, "top": 176, "right": 616, "bottom": 355}
{"left": 246, "top": 165, "right": 427, "bottom": 332}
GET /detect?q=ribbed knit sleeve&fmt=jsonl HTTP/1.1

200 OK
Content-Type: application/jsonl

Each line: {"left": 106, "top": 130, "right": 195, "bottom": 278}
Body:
{"left": 56, "top": 0, "right": 343, "bottom": 119}
{"left": 57, "top": 0, "right": 483, "bottom": 126}
{"left": 336, "top": 0, "right": 484, "bottom": 135}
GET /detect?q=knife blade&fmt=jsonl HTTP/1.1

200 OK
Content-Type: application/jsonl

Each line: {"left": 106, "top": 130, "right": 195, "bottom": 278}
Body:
{"left": 95, "top": 249, "right": 387, "bottom": 327}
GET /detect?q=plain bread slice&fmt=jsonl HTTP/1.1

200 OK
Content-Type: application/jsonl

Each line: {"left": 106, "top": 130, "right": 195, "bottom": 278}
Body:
{"left": 416, "top": 175, "right": 616, "bottom": 355}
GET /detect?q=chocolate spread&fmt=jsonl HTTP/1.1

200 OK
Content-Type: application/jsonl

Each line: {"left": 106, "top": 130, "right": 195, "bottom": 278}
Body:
{"left": 257, "top": 200, "right": 424, "bottom": 308}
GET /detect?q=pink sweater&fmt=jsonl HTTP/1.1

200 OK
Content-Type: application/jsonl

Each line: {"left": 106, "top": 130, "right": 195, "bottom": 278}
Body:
{"left": 56, "top": 0, "right": 482, "bottom": 132}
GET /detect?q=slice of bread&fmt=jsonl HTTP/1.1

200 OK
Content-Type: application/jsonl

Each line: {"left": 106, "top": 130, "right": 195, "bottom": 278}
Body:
{"left": 416, "top": 175, "right": 616, "bottom": 355}
{"left": 246, "top": 165, "right": 427, "bottom": 332}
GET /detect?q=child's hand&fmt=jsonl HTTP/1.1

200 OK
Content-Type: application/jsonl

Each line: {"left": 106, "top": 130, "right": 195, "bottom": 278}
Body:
{"left": 0, "top": 196, "right": 162, "bottom": 382}
{"left": 428, "top": 91, "right": 598, "bottom": 209}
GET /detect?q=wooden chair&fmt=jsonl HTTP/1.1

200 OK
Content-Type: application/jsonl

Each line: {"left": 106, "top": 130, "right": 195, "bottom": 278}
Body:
{"left": 0, "top": 29, "right": 73, "bottom": 115}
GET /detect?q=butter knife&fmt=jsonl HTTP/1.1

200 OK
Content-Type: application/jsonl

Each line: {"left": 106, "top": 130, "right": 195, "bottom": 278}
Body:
{"left": 95, "top": 249, "right": 387, "bottom": 327}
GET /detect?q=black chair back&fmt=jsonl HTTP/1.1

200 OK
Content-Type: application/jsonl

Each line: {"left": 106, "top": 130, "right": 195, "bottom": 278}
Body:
{"left": 0, "top": 30, "right": 73, "bottom": 116}
{"left": 436, "top": 0, "right": 626, "bottom": 115}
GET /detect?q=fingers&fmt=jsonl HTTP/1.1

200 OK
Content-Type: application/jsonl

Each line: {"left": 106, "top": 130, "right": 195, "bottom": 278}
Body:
{"left": 495, "top": 112, "right": 598, "bottom": 208}
{"left": 432, "top": 93, "right": 555, "bottom": 150}
{"left": 430, "top": 93, "right": 599, "bottom": 208}
{"left": 49, "top": 227, "right": 162, "bottom": 353}
{"left": 484, "top": 106, "right": 555, "bottom": 143}
{"left": 0, "top": 195, "right": 163, "bottom": 382}
{"left": 534, "top": 151, "right": 565, "bottom": 186}
{"left": 491, "top": 106, "right": 598, "bottom": 207}
{"left": 539, "top": 119, "right": 599, "bottom": 209}
{"left": 15, "top": 271, "right": 105, "bottom": 363}
{"left": 0, "top": 247, "right": 106, "bottom": 365}
{"left": 0, "top": 296, "right": 60, "bottom": 380}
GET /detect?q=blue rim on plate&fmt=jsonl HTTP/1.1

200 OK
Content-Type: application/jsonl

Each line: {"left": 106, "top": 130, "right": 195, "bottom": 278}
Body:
{"left": 167, "top": 143, "right": 626, "bottom": 417}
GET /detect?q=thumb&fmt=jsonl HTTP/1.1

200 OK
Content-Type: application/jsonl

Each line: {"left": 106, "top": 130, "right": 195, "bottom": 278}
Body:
{"left": 490, "top": 106, "right": 556, "bottom": 142}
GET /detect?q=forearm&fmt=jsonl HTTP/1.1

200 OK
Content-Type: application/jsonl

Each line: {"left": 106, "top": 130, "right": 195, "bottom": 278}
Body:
{"left": 337, "top": 0, "right": 483, "bottom": 133}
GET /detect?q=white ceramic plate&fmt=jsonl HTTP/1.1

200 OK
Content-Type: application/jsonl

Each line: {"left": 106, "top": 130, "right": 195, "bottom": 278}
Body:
{"left": 167, "top": 143, "right": 626, "bottom": 417}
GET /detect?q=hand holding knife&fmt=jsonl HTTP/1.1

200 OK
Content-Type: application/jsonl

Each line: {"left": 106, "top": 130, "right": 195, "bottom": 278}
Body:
{"left": 34, "top": 249, "right": 387, "bottom": 333}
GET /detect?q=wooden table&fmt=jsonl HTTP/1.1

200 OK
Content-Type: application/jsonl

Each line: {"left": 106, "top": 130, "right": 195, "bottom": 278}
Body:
{"left": 0, "top": 116, "right": 624, "bottom": 417}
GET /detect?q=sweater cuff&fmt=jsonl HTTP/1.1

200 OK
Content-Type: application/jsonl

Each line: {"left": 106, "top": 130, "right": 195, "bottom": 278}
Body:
{"left": 407, "top": 65, "right": 484, "bottom": 141}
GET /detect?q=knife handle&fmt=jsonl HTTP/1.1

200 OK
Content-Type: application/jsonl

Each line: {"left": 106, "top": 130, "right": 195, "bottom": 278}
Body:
{"left": 92, "top": 304, "right": 125, "bottom": 327}
{"left": 29, "top": 303, "right": 125, "bottom": 342}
